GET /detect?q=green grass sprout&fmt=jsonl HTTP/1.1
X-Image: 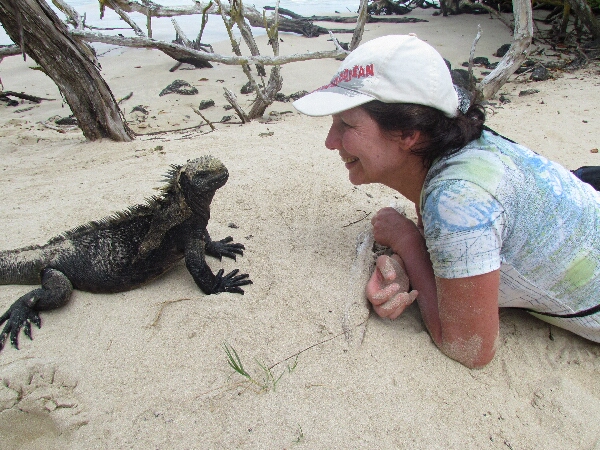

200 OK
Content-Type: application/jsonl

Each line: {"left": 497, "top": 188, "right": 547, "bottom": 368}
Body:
{"left": 223, "top": 341, "right": 297, "bottom": 392}
{"left": 223, "top": 342, "right": 252, "bottom": 381}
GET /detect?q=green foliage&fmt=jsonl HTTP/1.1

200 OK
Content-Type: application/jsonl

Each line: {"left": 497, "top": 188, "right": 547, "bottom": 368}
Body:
{"left": 223, "top": 342, "right": 252, "bottom": 381}
{"left": 223, "top": 342, "right": 298, "bottom": 392}
{"left": 292, "top": 425, "right": 305, "bottom": 444}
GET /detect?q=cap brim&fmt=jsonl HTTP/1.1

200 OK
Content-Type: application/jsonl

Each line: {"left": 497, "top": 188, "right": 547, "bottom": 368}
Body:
{"left": 292, "top": 85, "right": 375, "bottom": 117}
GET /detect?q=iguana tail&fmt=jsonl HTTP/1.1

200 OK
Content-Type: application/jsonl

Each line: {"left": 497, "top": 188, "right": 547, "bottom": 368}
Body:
{"left": 0, "top": 243, "right": 56, "bottom": 285}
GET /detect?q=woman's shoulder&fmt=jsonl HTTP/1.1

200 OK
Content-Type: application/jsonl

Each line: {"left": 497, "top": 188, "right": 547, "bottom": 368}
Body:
{"left": 424, "top": 131, "right": 510, "bottom": 194}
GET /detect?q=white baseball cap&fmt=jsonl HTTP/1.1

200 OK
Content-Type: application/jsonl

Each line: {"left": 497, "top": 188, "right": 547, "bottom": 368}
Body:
{"left": 292, "top": 34, "right": 459, "bottom": 118}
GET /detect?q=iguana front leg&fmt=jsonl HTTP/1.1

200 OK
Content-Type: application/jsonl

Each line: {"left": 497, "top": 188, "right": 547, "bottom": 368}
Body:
{"left": 204, "top": 231, "right": 245, "bottom": 261}
{"left": 184, "top": 230, "right": 252, "bottom": 295}
{"left": 0, "top": 268, "right": 73, "bottom": 350}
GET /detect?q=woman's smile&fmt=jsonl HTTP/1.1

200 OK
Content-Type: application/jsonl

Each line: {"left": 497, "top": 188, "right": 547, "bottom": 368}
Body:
{"left": 342, "top": 155, "right": 359, "bottom": 166}
{"left": 325, "top": 107, "right": 424, "bottom": 190}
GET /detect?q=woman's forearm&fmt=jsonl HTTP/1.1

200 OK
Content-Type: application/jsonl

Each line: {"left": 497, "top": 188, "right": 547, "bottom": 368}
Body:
{"left": 371, "top": 209, "right": 499, "bottom": 367}
{"left": 388, "top": 222, "right": 443, "bottom": 345}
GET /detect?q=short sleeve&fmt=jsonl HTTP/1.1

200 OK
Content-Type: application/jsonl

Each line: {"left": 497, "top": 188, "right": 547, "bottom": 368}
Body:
{"left": 422, "top": 179, "right": 505, "bottom": 278}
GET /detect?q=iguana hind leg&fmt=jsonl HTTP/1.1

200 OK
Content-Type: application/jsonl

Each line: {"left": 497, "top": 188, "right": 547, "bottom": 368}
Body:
{"left": 0, "top": 268, "right": 73, "bottom": 350}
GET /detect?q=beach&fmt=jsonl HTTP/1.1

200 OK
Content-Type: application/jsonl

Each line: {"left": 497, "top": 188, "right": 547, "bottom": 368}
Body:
{"left": 1, "top": 7, "right": 600, "bottom": 449}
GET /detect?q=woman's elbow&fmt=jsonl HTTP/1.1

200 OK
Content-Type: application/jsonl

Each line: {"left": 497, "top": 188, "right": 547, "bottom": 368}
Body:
{"left": 438, "top": 334, "right": 498, "bottom": 369}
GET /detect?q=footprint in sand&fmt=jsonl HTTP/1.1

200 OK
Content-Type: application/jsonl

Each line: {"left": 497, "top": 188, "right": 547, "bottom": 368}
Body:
{"left": 0, "top": 359, "right": 87, "bottom": 447}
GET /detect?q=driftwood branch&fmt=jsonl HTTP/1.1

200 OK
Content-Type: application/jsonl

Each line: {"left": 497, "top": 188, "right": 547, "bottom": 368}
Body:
{"left": 350, "top": 0, "right": 369, "bottom": 51}
{"left": 2, "top": 0, "right": 359, "bottom": 125}
{"left": 192, "top": 107, "right": 216, "bottom": 131}
{"left": 70, "top": 0, "right": 358, "bottom": 71}
{"left": 70, "top": 29, "right": 348, "bottom": 66}
{"left": 1, "top": 90, "right": 55, "bottom": 102}
{"left": 213, "top": 0, "right": 265, "bottom": 119}
{"left": 263, "top": 6, "right": 428, "bottom": 24}
{"left": 246, "top": 0, "right": 284, "bottom": 118}
{"left": 461, "top": 0, "right": 513, "bottom": 30}
{"left": 468, "top": 24, "right": 482, "bottom": 89}
{"left": 230, "top": 0, "right": 266, "bottom": 76}
{"left": 37, "top": 120, "right": 78, "bottom": 133}
{"left": 106, "top": 0, "right": 145, "bottom": 37}
{"left": 214, "top": 0, "right": 252, "bottom": 77}
{"left": 328, "top": 31, "right": 346, "bottom": 53}
{"left": 171, "top": 17, "right": 192, "bottom": 46}
{"left": 51, "top": 0, "right": 99, "bottom": 65}
{"left": 171, "top": 18, "right": 213, "bottom": 67}
{"left": 194, "top": 1, "right": 212, "bottom": 46}
{"left": 0, "top": 44, "right": 21, "bottom": 58}
{"left": 105, "top": 0, "right": 334, "bottom": 37}
{"left": 169, "top": 17, "right": 212, "bottom": 68}
{"left": 223, "top": 87, "right": 250, "bottom": 123}
{"left": 213, "top": 0, "right": 284, "bottom": 120}
{"left": 477, "top": 0, "right": 533, "bottom": 100}
{"left": 566, "top": 0, "right": 600, "bottom": 39}
{"left": 51, "top": 0, "right": 85, "bottom": 30}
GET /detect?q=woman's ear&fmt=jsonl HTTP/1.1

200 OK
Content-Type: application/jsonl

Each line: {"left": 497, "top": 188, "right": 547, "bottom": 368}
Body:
{"left": 398, "top": 130, "right": 423, "bottom": 151}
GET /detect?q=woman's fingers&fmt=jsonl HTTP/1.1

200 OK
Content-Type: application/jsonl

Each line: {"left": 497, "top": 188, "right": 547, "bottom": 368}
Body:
{"left": 367, "top": 253, "right": 416, "bottom": 318}
{"left": 366, "top": 261, "right": 400, "bottom": 306}
{"left": 377, "top": 254, "right": 400, "bottom": 282}
{"left": 370, "top": 283, "right": 401, "bottom": 305}
{"left": 375, "top": 289, "right": 419, "bottom": 319}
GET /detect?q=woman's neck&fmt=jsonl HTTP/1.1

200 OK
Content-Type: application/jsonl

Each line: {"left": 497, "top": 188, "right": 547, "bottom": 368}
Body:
{"left": 386, "top": 156, "right": 428, "bottom": 205}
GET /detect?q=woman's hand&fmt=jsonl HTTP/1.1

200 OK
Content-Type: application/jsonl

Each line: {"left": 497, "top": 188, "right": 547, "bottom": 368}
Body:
{"left": 371, "top": 207, "right": 421, "bottom": 251}
{"left": 366, "top": 254, "right": 418, "bottom": 320}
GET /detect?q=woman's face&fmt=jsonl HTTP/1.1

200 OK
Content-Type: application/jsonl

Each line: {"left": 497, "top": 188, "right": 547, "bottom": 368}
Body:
{"left": 325, "top": 106, "right": 407, "bottom": 186}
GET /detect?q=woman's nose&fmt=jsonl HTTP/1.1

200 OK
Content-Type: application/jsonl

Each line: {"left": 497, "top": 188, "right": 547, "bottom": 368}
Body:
{"left": 325, "top": 124, "right": 340, "bottom": 151}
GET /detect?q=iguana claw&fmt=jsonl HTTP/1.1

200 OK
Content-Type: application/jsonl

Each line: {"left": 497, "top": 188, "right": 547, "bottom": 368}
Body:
{"left": 212, "top": 268, "right": 253, "bottom": 294}
{"left": 206, "top": 236, "right": 245, "bottom": 261}
{"left": 0, "top": 297, "right": 42, "bottom": 351}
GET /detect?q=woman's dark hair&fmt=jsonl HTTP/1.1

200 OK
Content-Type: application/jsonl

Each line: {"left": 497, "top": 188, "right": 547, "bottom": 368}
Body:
{"left": 361, "top": 100, "right": 486, "bottom": 169}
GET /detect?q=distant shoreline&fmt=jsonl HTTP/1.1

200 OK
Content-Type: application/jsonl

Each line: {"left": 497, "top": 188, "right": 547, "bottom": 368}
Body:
{"left": 0, "top": 1, "right": 362, "bottom": 46}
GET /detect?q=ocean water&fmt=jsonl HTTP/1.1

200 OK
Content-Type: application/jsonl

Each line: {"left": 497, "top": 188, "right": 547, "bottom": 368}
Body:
{"left": 0, "top": 0, "right": 361, "bottom": 46}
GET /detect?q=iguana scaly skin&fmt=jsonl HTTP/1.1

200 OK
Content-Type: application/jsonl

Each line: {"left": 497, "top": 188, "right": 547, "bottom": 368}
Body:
{"left": 0, "top": 155, "right": 251, "bottom": 351}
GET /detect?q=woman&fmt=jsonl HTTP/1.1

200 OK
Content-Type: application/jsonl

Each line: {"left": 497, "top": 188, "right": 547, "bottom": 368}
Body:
{"left": 293, "top": 34, "right": 600, "bottom": 368}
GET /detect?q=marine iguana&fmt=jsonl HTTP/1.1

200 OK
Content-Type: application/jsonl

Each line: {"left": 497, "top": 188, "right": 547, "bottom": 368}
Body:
{"left": 0, "top": 155, "right": 251, "bottom": 351}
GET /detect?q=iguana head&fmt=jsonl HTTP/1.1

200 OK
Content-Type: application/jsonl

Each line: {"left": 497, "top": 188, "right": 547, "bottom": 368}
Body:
{"left": 179, "top": 156, "right": 229, "bottom": 192}
{"left": 175, "top": 156, "right": 229, "bottom": 213}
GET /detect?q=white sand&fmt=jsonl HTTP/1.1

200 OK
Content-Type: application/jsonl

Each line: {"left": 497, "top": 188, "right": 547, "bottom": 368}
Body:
{"left": 1, "top": 10, "right": 600, "bottom": 449}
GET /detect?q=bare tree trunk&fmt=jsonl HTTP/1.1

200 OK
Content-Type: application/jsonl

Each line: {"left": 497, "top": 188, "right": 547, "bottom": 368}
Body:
{"left": 566, "top": 0, "right": 600, "bottom": 40}
{"left": 0, "top": 0, "right": 134, "bottom": 141}
{"left": 477, "top": 0, "right": 533, "bottom": 100}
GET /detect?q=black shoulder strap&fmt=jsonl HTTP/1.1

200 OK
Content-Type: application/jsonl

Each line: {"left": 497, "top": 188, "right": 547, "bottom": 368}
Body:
{"left": 526, "top": 303, "right": 600, "bottom": 319}
{"left": 482, "top": 125, "right": 517, "bottom": 144}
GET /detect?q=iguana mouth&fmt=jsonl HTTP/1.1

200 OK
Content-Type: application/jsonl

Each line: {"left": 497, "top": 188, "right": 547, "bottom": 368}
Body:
{"left": 200, "top": 171, "right": 229, "bottom": 191}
